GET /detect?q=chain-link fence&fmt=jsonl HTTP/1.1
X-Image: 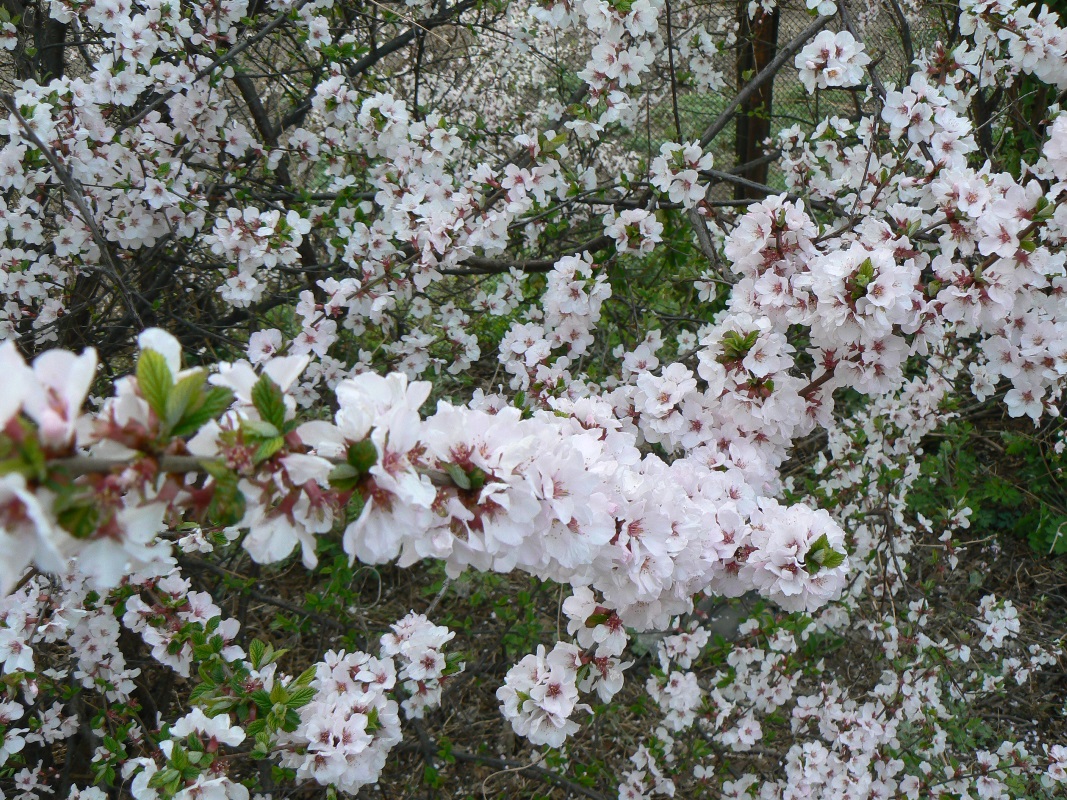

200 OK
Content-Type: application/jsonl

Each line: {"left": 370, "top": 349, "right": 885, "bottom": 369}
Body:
{"left": 637, "top": 0, "right": 945, "bottom": 196}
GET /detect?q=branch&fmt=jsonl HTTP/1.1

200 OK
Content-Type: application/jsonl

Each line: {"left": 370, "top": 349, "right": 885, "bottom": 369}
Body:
{"left": 347, "top": 0, "right": 478, "bottom": 79}
{"left": 233, "top": 72, "right": 279, "bottom": 147}
{"left": 698, "top": 14, "right": 833, "bottom": 149}
{"left": 443, "top": 235, "right": 614, "bottom": 275}
{"left": 118, "top": 0, "right": 312, "bottom": 133}
{"left": 280, "top": 0, "right": 479, "bottom": 132}
{"left": 699, "top": 167, "right": 838, "bottom": 211}
{"left": 837, "top": 4, "right": 936, "bottom": 165}
{"left": 51, "top": 455, "right": 214, "bottom": 475}
{"left": 178, "top": 556, "right": 368, "bottom": 633}
{"left": 0, "top": 93, "right": 143, "bottom": 328}
{"left": 800, "top": 368, "right": 838, "bottom": 398}
{"left": 49, "top": 452, "right": 462, "bottom": 488}
{"left": 883, "top": 0, "right": 915, "bottom": 78}
{"left": 686, "top": 205, "right": 725, "bottom": 274}
{"left": 446, "top": 747, "right": 609, "bottom": 800}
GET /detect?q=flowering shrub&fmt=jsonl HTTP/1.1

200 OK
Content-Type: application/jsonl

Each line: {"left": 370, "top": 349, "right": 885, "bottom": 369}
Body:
{"left": 0, "top": 0, "right": 1065, "bottom": 797}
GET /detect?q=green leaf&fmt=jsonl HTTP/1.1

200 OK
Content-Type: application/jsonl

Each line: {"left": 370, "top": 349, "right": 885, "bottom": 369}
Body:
{"left": 366, "top": 706, "right": 380, "bottom": 732}
{"left": 201, "top": 458, "right": 232, "bottom": 482}
{"left": 720, "top": 329, "right": 759, "bottom": 362}
{"left": 469, "top": 467, "right": 487, "bottom": 490}
{"left": 149, "top": 767, "right": 180, "bottom": 790}
{"left": 251, "top": 375, "right": 287, "bottom": 430}
{"left": 250, "top": 690, "right": 273, "bottom": 714}
{"left": 251, "top": 731, "right": 271, "bottom": 758}
{"left": 205, "top": 465, "right": 245, "bottom": 527}
{"left": 283, "top": 708, "right": 301, "bottom": 731}
{"left": 269, "top": 681, "right": 288, "bottom": 704}
{"left": 243, "top": 419, "right": 281, "bottom": 439}
{"left": 170, "top": 746, "right": 190, "bottom": 770}
{"left": 287, "top": 686, "right": 316, "bottom": 708}
{"left": 56, "top": 501, "right": 100, "bottom": 540}
{"left": 171, "top": 386, "right": 233, "bottom": 438}
{"left": 820, "top": 549, "right": 846, "bottom": 570}
{"left": 19, "top": 427, "right": 47, "bottom": 481}
{"left": 249, "top": 639, "right": 266, "bottom": 669}
{"left": 165, "top": 370, "right": 207, "bottom": 432}
{"left": 254, "top": 436, "right": 285, "bottom": 463}
{"left": 137, "top": 349, "right": 173, "bottom": 420}
{"left": 328, "top": 463, "right": 361, "bottom": 490}
{"left": 346, "top": 439, "right": 378, "bottom": 473}
{"left": 805, "top": 533, "right": 846, "bottom": 573}
{"left": 445, "top": 463, "right": 471, "bottom": 490}
{"left": 807, "top": 533, "right": 830, "bottom": 556}
{"left": 292, "top": 665, "right": 318, "bottom": 687}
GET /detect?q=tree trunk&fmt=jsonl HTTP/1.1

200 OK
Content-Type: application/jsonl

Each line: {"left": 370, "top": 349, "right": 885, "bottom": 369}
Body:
{"left": 734, "top": 3, "right": 780, "bottom": 200}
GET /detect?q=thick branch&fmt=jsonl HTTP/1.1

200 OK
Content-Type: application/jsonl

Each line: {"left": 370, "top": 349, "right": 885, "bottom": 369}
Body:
{"left": 51, "top": 455, "right": 214, "bottom": 475}
{"left": 443, "top": 235, "right": 614, "bottom": 276}
{"left": 698, "top": 14, "right": 833, "bottom": 149}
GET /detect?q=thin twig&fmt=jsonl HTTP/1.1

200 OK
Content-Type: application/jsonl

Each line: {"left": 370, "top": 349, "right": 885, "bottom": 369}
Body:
{"left": 447, "top": 747, "right": 609, "bottom": 800}
{"left": 664, "top": 0, "right": 683, "bottom": 141}
{"left": 118, "top": 1, "right": 312, "bottom": 132}
{"left": 0, "top": 93, "right": 143, "bottom": 328}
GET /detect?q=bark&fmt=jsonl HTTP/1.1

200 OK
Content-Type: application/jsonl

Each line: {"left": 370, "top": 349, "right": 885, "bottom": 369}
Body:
{"left": 733, "top": 3, "right": 780, "bottom": 200}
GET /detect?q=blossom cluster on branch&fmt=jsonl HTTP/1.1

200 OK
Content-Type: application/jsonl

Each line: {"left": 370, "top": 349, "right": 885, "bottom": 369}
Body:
{"left": 0, "top": 0, "right": 1064, "bottom": 796}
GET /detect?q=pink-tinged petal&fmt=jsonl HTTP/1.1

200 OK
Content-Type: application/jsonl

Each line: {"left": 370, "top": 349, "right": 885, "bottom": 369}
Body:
{"left": 282, "top": 453, "right": 333, "bottom": 486}
{"left": 137, "top": 328, "right": 182, "bottom": 374}
{"left": 25, "top": 349, "right": 97, "bottom": 447}
{"left": 295, "top": 420, "right": 346, "bottom": 457}
{"left": 262, "top": 354, "right": 309, "bottom": 391}
{"left": 0, "top": 341, "right": 31, "bottom": 427}
{"left": 210, "top": 361, "right": 259, "bottom": 404}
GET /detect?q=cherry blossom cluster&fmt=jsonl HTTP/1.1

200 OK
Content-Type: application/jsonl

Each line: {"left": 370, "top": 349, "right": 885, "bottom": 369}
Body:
{"left": 976, "top": 594, "right": 1021, "bottom": 652}
{"left": 650, "top": 142, "right": 715, "bottom": 208}
{"left": 960, "top": 0, "right": 1067, "bottom": 90}
{"left": 535, "top": 0, "right": 662, "bottom": 138}
{"left": 605, "top": 322, "right": 1065, "bottom": 798}
{"left": 677, "top": 23, "right": 731, "bottom": 92}
{"left": 794, "top": 30, "right": 871, "bottom": 93}
{"left": 619, "top": 745, "right": 676, "bottom": 800}
{"left": 5, "top": 549, "right": 460, "bottom": 797}
{"left": 0, "top": 0, "right": 1066, "bottom": 794}
{"left": 0, "top": 324, "right": 854, "bottom": 637}
{"left": 497, "top": 251, "right": 613, "bottom": 389}
{"left": 603, "top": 207, "right": 664, "bottom": 255}
{"left": 497, "top": 642, "right": 589, "bottom": 747}
{"left": 122, "top": 574, "right": 243, "bottom": 678}
{"left": 276, "top": 650, "right": 403, "bottom": 793}
{"left": 211, "top": 209, "right": 312, "bottom": 307}
{"left": 380, "top": 611, "right": 464, "bottom": 718}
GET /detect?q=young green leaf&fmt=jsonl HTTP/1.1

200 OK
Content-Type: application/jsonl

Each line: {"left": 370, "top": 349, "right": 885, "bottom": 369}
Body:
{"left": 137, "top": 349, "right": 174, "bottom": 420}
{"left": 251, "top": 374, "right": 288, "bottom": 430}
{"left": 164, "top": 370, "right": 207, "bottom": 432}
{"left": 445, "top": 463, "right": 472, "bottom": 490}
{"left": 253, "top": 436, "right": 285, "bottom": 463}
